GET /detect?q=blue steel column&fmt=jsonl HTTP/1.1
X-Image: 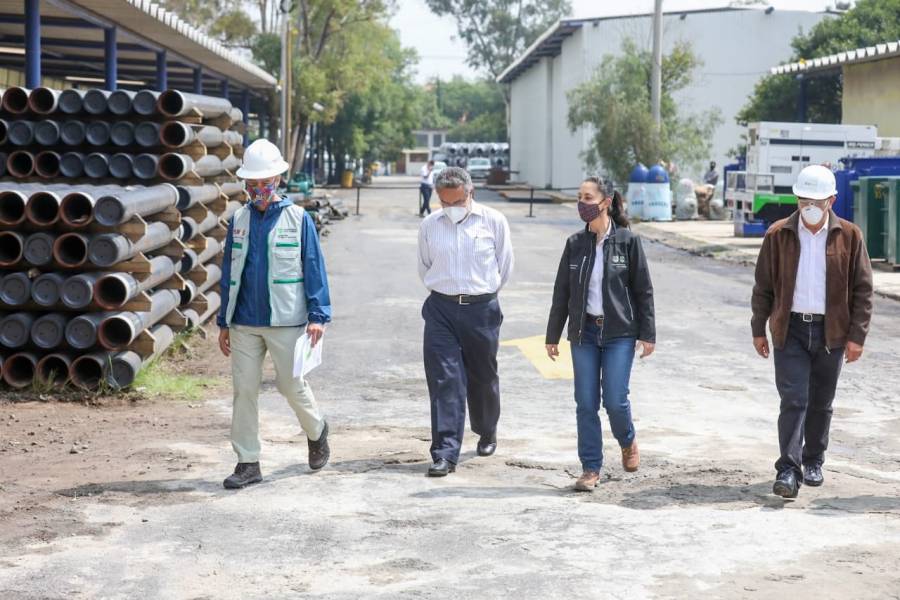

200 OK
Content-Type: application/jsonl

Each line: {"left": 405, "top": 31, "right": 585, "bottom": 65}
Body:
{"left": 241, "top": 89, "right": 250, "bottom": 145}
{"left": 156, "top": 50, "right": 167, "bottom": 91}
{"left": 259, "top": 100, "right": 268, "bottom": 140}
{"left": 104, "top": 26, "right": 117, "bottom": 90}
{"left": 25, "top": 0, "right": 41, "bottom": 88}
{"left": 193, "top": 67, "right": 203, "bottom": 93}
{"left": 221, "top": 78, "right": 230, "bottom": 100}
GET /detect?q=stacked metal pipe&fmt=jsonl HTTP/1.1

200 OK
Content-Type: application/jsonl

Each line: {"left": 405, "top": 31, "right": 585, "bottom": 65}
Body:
{"left": 0, "top": 86, "right": 246, "bottom": 391}
{"left": 438, "top": 142, "right": 510, "bottom": 169}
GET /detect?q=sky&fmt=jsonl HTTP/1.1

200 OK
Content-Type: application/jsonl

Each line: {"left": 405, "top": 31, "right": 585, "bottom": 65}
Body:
{"left": 390, "top": 0, "right": 841, "bottom": 83}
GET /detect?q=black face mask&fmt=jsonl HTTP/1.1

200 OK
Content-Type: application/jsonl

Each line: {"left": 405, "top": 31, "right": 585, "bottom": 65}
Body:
{"left": 578, "top": 200, "right": 610, "bottom": 223}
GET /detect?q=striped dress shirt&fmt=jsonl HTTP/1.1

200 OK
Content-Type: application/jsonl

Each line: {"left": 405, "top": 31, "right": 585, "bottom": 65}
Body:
{"left": 417, "top": 202, "right": 514, "bottom": 295}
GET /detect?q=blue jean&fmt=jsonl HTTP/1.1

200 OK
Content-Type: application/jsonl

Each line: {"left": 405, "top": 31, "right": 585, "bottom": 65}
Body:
{"left": 570, "top": 319, "right": 636, "bottom": 471}
{"left": 419, "top": 184, "right": 433, "bottom": 215}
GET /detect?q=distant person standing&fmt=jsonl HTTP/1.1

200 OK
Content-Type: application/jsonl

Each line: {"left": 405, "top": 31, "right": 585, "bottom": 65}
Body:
{"left": 703, "top": 161, "right": 719, "bottom": 186}
{"left": 419, "top": 160, "right": 435, "bottom": 217}
{"left": 417, "top": 167, "right": 514, "bottom": 476}
{"left": 752, "top": 165, "right": 873, "bottom": 499}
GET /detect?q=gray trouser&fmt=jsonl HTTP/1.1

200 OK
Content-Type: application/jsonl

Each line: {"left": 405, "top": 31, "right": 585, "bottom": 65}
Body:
{"left": 230, "top": 324, "right": 325, "bottom": 463}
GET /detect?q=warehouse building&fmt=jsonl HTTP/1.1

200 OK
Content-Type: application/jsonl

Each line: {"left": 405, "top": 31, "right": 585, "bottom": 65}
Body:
{"left": 498, "top": 6, "right": 828, "bottom": 189}
{"left": 772, "top": 39, "right": 900, "bottom": 139}
{"left": 0, "top": 0, "right": 277, "bottom": 137}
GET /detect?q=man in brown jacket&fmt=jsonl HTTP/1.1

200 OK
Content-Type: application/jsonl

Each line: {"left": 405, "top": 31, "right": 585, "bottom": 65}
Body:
{"left": 751, "top": 165, "right": 874, "bottom": 499}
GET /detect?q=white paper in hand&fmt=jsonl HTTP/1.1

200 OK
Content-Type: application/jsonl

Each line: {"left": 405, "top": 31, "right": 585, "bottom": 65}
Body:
{"left": 293, "top": 332, "right": 323, "bottom": 378}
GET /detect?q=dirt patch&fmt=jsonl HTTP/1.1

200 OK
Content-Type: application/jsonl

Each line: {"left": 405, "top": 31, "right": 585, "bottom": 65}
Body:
{"left": 0, "top": 325, "right": 232, "bottom": 553}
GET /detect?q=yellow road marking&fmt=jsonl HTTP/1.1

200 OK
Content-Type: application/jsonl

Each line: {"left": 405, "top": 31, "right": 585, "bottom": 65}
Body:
{"left": 501, "top": 335, "right": 573, "bottom": 380}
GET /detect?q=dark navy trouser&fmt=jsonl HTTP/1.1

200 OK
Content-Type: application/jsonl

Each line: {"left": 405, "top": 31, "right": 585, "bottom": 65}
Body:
{"left": 773, "top": 317, "right": 844, "bottom": 478}
{"left": 422, "top": 293, "right": 502, "bottom": 463}
{"left": 419, "top": 184, "right": 433, "bottom": 215}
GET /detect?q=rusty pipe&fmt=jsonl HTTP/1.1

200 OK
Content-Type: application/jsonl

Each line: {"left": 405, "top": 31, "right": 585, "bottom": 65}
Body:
{"left": 52, "top": 232, "right": 90, "bottom": 268}
{"left": 28, "top": 87, "right": 61, "bottom": 115}
{"left": 93, "top": 256, "right": 175, "bottom": 309}
{"left": 25, "top": 190, "right": 62, "bottom": 226}
{"left": 59, "top": 185, "right": 132, "bottom": 228}
{"left": 70, "top": 351, "right": 111, "bottom": 390}
{"left": 157, "top": 90, "right": 232, "bottom": 118}
{"left": 88, "top": 221, "right": 174, "bottom": 267}
{"left": 1, "top": 87, "right": 30, "bottom": 114}
{"left": 34, "top": 151, "right": 61, "bottom": 179}
{"left": 179, "top": 216, "right": 198, "bottom": 242}
{"left": 0, "top": 191, "right": 28, "bottom": 226}
{"left": 179, "top": 279, "right": 198, "bottom": 306}
{"left": 36, "top": 352, "right": 72, "bottom": 386}
{"left": 3, "top": 352, "right": 38, "bottom": 388}
{"left": 94, "top": 184, "right": 178, "bottom": 226}
{"left": 0, "top": 231, "right": 25, "bottom": 266}
{"left": 158, "top": 153, "right": 193, "bottom": 180}
{"left": 97, "top": 289, "right": 180, "bottom": 349}
{"left": 7, "top": 151, "right": 35, "bottom": 177}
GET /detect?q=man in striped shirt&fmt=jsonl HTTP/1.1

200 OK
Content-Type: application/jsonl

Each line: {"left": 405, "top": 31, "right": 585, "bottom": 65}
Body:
{"left": 417, "top": 167, "right": 514, "bottom": 476}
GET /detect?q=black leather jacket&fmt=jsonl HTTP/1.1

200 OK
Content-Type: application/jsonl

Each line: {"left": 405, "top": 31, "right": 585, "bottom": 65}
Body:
{"left": 546, "top": 223, "right": 656, "bottom": 345}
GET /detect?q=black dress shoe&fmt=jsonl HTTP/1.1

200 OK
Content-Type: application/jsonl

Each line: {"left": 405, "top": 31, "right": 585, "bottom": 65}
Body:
{"left": 803, "top": 464, "right": 824, "bottom": 487}
{"left": 223, "top": 462, "right": 262, "bottom": 489}
{"left": 427, "top": 458, "right": 456, "bottom": 477}
{"left": 308, "top": 421, "right": 330, "bottom": 471}
{"left": 477, "top": 435, "right": 497, "bottom": 457}
{"left": 773, "top": 470, "right": 800, "bottom": 498}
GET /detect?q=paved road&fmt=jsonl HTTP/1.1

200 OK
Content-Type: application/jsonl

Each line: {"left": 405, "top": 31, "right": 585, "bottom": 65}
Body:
{"left": 3, "top": 176, "right": 900, "bottom": 599}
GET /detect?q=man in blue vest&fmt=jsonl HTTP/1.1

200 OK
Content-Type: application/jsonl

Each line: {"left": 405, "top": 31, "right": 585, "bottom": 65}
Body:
{"left": 217, "top": 139, "right": 331, "bottom": 489}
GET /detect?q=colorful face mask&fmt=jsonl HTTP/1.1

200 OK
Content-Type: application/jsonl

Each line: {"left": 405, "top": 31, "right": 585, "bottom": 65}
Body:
{"left": 577, "top": 201, "right": 602, "bottom": 223}
{"left": 247, "top": 181, "right": 278, "bottom": 206}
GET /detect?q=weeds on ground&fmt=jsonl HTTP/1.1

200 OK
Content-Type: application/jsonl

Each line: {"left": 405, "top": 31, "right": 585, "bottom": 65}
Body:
{"left": 131, "top": 329, "right": 218, "bottom": 401}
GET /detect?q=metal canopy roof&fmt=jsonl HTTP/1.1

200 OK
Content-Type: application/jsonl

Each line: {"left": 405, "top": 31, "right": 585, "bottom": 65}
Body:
{"left": 496, "top": 19, "right": 584, "bottom": 84}
{"left": 771, "top": 40, "right": 900, "bottom": 76}
{"left": 0, "top": 0, "right": 276, "bottom": 91}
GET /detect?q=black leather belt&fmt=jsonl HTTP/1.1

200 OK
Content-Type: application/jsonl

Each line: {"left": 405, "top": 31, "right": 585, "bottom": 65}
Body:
{"left": 791, "top": 312, "right": 825, "bottom": 323}
{"left": 586, "top": 313, "right": 605, "bottom": 326}
{"left": 432, "top": 291, "right": 497, "bottom": 305}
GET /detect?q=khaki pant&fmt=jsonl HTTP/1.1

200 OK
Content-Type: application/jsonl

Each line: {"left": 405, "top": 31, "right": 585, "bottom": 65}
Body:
{"left": 230, "top": 324, "right": 325, "bottom": 463}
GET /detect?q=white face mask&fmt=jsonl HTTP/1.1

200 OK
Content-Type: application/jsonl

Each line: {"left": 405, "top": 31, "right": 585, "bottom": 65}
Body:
{"left": 801, "top": 205, "right": 825, "bottom": 226}
{"left": 444, "top": 206, "right": 468, "bottom": 223}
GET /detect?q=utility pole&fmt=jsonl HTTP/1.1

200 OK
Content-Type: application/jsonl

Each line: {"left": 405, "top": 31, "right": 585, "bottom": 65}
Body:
{"left": 650, "top": 0, "right": 663, "bottom": 128}
{"left": 279, "top": 0, "right": 292, "bottom": 160}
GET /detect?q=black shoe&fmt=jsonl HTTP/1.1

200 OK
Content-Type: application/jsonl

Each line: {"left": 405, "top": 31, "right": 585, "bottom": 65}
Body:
{"left": 803, "top": 464, "right": 824, "bottom": 487}
{"left": 427, "top": 458, "right": 456, "bottom": 477}
{"left": 773, "top": 470, "right": 800, "bottom": 498}
{"left": 476, "top": 434, "right": 497, "bottom": 457}
{"left": 223, "top": 462, "right": 262, "bottom": 489}
{"left": 308, "top": 421, "right": 330, "bottom": 471}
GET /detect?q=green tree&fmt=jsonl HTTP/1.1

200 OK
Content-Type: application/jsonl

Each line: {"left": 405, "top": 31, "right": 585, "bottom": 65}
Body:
{"left": 425, "top": 76, "right": 506, "bottom": 142}
{"left": 567, "top": 39, "right": 722, "bottom": 185}
{"left": 159, "top": 0, "right": 258, "bottom": 48}
{"left": 424, "top": 0, "right": 571, "bottom": 138}
{"left": 738, "top": 0, "right": 900, "bottom": 125}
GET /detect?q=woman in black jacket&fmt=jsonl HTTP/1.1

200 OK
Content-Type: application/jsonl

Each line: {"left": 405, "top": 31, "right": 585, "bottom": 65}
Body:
{"left": 545, "top": 176, "right": 656, "bottom": 492}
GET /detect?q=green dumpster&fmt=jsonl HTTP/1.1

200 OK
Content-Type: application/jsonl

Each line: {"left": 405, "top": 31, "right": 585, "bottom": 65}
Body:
{"left": 886, "top": 177, "right": 900, "bottom": 266}
{"left": 852, "top": 177, "right": 888, "bottom": 261}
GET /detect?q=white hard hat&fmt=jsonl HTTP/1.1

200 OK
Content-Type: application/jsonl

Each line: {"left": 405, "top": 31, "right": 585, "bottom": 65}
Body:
{"left": 792, "top": 165, "right": 837, "bottom": 200}
{"left": 236, "top": 139, "right": 290, "bottom": 180}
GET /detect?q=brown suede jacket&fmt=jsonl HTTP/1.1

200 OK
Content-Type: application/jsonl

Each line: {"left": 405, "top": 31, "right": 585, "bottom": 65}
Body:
{"left": 751, "top": 210, "right": 874, "bottom": 350}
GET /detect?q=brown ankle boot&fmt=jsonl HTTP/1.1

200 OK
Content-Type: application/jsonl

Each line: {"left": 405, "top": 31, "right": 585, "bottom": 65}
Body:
{"left": 574, "top": 470, "right": 600, "bottom": 492}
{"left": 622, "top": 440, "right": 640, "bottom": 472}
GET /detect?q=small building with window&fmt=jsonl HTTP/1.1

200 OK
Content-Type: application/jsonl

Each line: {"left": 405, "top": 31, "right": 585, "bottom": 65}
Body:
{"left": 399, "top": 128, "right": 448, "bottom": 175}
